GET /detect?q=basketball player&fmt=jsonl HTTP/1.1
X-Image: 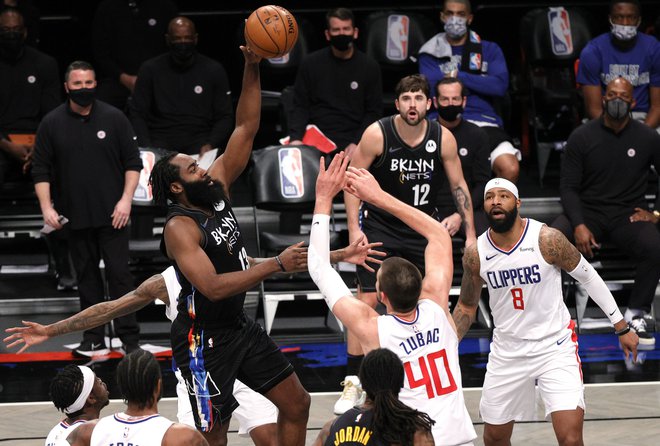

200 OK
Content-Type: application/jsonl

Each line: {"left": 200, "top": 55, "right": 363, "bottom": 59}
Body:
{"left": 309, "top": 152, "right": 477, "bottom": 446}
{"left": 313, "top": 348, "right": 435, "bottom": 446}
{"left": 338, "top": 73, "right": 475, "bottom": 414}
{"left": 66, "top": 350, "right": 207, "bottom": 446}
{"left": 6, "top": 239, "right": 382, "bottom": 445}
{"left": 452, "top": 178, "right": 640, "bottom": 446}
{"left": 46, "top": 365, "right": 109, "bottom": 446}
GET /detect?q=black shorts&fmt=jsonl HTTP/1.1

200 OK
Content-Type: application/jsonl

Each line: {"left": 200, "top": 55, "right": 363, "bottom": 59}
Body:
{"left": 171, "top": 312, "right": 294, "bottom": 431}
{"left": 357, "top": 217, "right": 428, "bottom": 292}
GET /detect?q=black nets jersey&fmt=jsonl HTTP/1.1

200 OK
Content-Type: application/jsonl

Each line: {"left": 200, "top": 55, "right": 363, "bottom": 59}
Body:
{"left": 165, "top": 200, "right": 250, "bottom": 328}
{"left": 363, "top": 116, "right": 444, "bottom": 233}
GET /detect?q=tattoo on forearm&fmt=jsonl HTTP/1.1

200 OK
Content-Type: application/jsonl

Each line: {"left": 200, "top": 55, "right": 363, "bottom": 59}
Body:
{"left": 540, "top": 227, "right": 581, "bottom": 269}
{"left": 453, "top": 186, "right": 472, "bottom": 232}
{"left": 453, "top": 247, "right": 482, "bottom": 340}
{"left": 453, "top": 305, "right": 475, "bottom": 341}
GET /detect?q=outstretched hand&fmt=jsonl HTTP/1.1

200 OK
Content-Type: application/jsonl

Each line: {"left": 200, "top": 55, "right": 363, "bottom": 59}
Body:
{"left": 240, "top": 45, "right": 262, "bottom": 64}
{"left": 316, "top": 152, "right": 350, "bottom": 205}
{"left": 341, "top": 236, "right": 386, "bottom": 273}
{"left": 344, "top": 167, "right": 384, "bottom": 205}
{"left": 4, "top": 320, "right": 49, "bottom": 354}
{"left": 277, "top": 241, "right": 308, "bottom": 273}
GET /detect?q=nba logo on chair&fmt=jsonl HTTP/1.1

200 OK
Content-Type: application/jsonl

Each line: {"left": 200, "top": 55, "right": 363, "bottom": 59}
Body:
{"left": 548, "top": 7, "right": 573, "bottom": 56}
{"left": 278, "top": 147, "right": 305, "bottom": 198}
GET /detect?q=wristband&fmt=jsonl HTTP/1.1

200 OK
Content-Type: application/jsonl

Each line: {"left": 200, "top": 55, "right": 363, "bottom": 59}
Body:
{"left": 275, "top": 255, "right": 286, "bottom": 272}
{"left": 615, "top": 326, "right": 630, "bottom": 336}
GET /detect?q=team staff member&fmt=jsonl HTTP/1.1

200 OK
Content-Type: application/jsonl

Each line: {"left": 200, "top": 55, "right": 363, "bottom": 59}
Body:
{"left": 553, "top": 76, "right": 660, "bottom": 347}
{"left": 434, "top": 77, "right": 490, "bottom": 236}
{"left": 31, "top": 60, "right": 142, "bottom": 356}
{"left": 130, "top": 16, "right": 233, "bottom": 156}
{"left": 338, "top": 74, "right": 475, "bottom": 415}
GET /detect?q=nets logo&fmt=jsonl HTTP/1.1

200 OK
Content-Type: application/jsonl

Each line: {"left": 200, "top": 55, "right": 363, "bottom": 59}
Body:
{"left": 278, "top": 147, "right": 305, "bottom": 198}
{"left": 548, "top": 7, "right": 573, "bottom": 56}
{"left": 386, "top": 14, "right": 409, "bottom": 61}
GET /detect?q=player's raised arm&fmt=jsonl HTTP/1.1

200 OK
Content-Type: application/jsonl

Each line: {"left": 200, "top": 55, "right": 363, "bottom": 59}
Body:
{"left": 453, "top": 244, "right": 485, "bottom": 341}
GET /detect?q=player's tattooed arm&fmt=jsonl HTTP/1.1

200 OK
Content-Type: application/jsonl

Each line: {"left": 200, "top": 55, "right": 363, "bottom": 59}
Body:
{"left": 452, "top": 185, "right": 472, "bottom": 235}
{"left": 539, "top": 226, "right": 582, "bottom": 271}
{"left": 453, "top": 243, "right": 483, "bottom": 341}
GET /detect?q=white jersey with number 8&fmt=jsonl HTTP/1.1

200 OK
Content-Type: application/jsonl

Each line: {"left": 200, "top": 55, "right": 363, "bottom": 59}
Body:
{"left": 478, "top": 218, "right": 570, "bottom": 340}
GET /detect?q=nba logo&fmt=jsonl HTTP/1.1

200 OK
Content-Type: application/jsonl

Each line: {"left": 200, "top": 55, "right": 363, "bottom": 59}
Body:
{"left": 278, "top": 147, "right": 304, "bottom": 198}
{"left": 548, "top": 7, "right": 573, "bottom": 56}
{"left": 386, "top": 14, "right": 409, "bottom": 61}
{"left": 469, "top": 53, "right": 482, "bottom": 71}
{"left": 134, "top": 150, "right": 155, "bottom": 202}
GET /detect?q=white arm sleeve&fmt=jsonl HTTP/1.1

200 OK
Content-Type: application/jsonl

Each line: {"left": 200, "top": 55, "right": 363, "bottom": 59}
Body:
{"left": 308, "top": 214, "right": 352, "bottom": 311}
{"left": 567, "top": 255, "right": 623, "bottom": 324}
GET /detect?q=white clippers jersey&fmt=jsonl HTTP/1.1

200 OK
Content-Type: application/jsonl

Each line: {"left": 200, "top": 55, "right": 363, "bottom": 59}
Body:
{"left": 45, "top": 420, "right": 85, "bottom": 446}
{"left": 478, "top": 218, "right": 570, "bottom": 340}
{"left": 91, "top": 413, "right": 173, "bottom": 446}
{"left": 377, "top": 299, "right": 476, "bottom": 446}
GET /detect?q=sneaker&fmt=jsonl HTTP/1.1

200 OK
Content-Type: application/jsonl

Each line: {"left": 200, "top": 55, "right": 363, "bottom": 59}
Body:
{"left": 643, "top": 313, "right": 656, "bottom": 332}
{"left": 57, "top": 276, "right": 78, "bottom": 292}
{"left": 333, "top": 376, "right": 365, "bottom": 415}
{"left": 629, "top": 316, "right": 656, "bottom": 349}
{"left": 72, "top": 340, "right": 107, "bottom": 357}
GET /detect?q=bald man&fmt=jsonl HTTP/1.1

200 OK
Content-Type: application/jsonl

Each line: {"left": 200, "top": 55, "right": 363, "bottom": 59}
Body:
{"left": 130, "top": 16, "right": 233, "bottom": 156}
{"left": 552, "top": 77, "right": 660, "bottom": 349}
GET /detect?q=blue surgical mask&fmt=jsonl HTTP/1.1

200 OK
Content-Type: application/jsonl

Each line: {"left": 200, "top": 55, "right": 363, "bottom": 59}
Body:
{"left": 444, "top": 15, "right": 468, "bottom": 40}
{"left": 610, "top": 21, "right": 638, "bottom": 41}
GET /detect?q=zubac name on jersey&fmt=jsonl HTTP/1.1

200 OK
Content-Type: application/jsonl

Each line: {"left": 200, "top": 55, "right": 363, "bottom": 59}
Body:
{"left": 486, "top": 264, "right": 541, "bottom": 289}
{"left": 399, "top": 327, "right": 440, "bottom": 355}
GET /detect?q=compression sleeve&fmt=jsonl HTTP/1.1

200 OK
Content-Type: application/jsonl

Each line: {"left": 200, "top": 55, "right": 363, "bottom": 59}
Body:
{"left": 567, "top": 255, "right": 624, "bottom": 324}
{"left": 308, "top": 214, "right": 352, "bottom": 311}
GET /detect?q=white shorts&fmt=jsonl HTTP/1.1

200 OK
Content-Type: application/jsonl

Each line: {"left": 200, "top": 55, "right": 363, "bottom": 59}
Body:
{"left": 479, "top": 323, "right": 585, "bottom": 425}
{"left": 174, "top": 369, "right": 278, "bottom": 436}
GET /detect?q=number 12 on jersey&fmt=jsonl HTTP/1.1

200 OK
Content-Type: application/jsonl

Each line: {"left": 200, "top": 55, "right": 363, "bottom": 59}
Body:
{"left": 403, "top": 349, "right": 457, "bottom": 399}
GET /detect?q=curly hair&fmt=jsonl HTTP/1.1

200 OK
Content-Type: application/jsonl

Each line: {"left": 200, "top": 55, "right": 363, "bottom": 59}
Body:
{"left": 49, "top": 365, "right": 84, "bottom": 416}
{"left": 360, "top": 348, "right": 435, "bottom": 446}
{"left": 148, "top": 151, "right": 179, "bottom": 206}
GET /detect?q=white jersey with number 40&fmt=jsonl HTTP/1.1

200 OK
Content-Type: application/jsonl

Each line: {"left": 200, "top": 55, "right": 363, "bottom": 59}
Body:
{"left": 377, "top": 299, "right": 476, "bottom": 446}
{"left": 478, "top": 218, "right": 571, "bottom": 340}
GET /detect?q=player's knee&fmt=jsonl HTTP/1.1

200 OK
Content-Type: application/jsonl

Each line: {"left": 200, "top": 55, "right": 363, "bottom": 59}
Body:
{"left": 281, "top": 388, "right": 311, "bottom": 421}
{"left": 492, "top": 154, "right": 519, "bottom": 183}
{"left": 556, "top": 431, "right": 583, "bottom": 446}
{"left": 483, "top": 425, "right": 512, "bottom": 446}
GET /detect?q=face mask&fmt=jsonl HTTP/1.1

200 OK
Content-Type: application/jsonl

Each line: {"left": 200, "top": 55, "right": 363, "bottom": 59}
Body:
{"left": 170, "top": 42, "right": 196, "bottom": 67}
{"left": 0, "top": 31, "right": 25, "bottom": 61}
{"left": 610, "top": 22, "right": 638, "bottom": 41}
{"left": 603, "top": 97, "right": 631, "bottom": 120}
{"left": 437, "top": 104, "right": 463, "bottom": 121}
{"left": 444, "top": 15, "right": 468, "bottom": 40}
{"left": 68, "top": 88, "right": 96, "bottom": 107}
{"left": 329, "top": 34, "right": 353, "bottom": 51}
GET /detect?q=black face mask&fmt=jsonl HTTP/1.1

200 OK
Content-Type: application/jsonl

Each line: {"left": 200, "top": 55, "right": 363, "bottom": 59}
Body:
{"left": 170, "top": 42, "right": 196, "bottom": 68}
{"left": 437, "top": 104, "right": 464, "bottom": 122}
{"left": 329, "top": 34, "right": 353, "bottom": 51}
{"left": 68, "top": 88, "right": 96, "bottom": 107}
{"left": 603, "top": 97, "right": 631, "bottom": 120}
{"left": 0, "top": 31, "right": 25, "bottom": 61}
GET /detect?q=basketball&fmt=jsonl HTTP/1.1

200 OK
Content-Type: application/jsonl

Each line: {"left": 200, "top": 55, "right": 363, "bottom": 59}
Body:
{"left": 244, "top": 5, "right": 298, "bottom": 59}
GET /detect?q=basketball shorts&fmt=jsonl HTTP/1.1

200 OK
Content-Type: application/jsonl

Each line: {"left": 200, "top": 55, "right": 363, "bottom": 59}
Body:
{"left": 356, "top": 214, "right": 428, "bottom": 292}
{"left": 479, "top": 322, "right": 585, "bottom": 425}
{"left": 171, "top": 312, "right": 293, "bottom": 431}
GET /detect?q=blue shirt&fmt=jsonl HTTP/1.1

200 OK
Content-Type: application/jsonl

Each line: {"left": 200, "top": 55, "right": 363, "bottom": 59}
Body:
{"left": 419, "top": 34, "right": 509, "bottom": 126}
{"left": 577, "top": 32, "right": 660, "bottom": 113}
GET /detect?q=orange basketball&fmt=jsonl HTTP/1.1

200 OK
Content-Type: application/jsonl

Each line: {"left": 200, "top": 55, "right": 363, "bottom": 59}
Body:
{"left": 244, "top": 5, "right": 298, "bottom": 59}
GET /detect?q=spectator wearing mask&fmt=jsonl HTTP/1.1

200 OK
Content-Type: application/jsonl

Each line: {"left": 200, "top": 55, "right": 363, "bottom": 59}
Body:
{"left": 419, "top": 0, "right": 520, "bottom": 183}
{"left": 130, "top": 16, "right": 233, "bottom": 156}
{"left": 578, "top": 0, "right": 660, "bottom": 128}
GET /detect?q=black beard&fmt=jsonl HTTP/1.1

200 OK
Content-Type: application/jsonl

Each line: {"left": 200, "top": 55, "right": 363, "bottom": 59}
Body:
{"left": 486, "top": 205, "right": 518, "bottom": 233}
{"left": 181, "top": 178, "right": 226, "bottom": 209}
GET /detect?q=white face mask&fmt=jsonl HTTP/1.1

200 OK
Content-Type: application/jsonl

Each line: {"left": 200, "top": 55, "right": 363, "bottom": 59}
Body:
{"left": 610, "top": 20, "right": 638, "bottom": 41}
{"left": 444, "top": 15, "right": 468, "bottom": 39}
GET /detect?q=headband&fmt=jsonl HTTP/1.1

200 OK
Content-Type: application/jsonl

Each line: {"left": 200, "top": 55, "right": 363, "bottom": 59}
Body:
{"left": 484, "top": 178, "right": 519, "bottom": 200}
{"left": 64, "top": 366, "right": 95, "bottom": 415}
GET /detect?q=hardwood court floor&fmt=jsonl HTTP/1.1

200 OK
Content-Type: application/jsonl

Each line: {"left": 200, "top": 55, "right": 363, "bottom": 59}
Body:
{"left": 1, "top": 383, "right": 659, "bottom": 446}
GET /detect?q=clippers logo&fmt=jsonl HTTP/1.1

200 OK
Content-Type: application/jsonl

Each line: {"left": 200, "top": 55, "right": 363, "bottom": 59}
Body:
{"left": 134, "top": 150, "right": 156, "bottom": 202}
{"left": 279, "top": 147, "right": 305, "bottom": 198}
{"left": 386, "top": 14, "right": 409, "bottom": 61}
{"left": 548, "top": 7, "right": 573, "bottom": 56}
